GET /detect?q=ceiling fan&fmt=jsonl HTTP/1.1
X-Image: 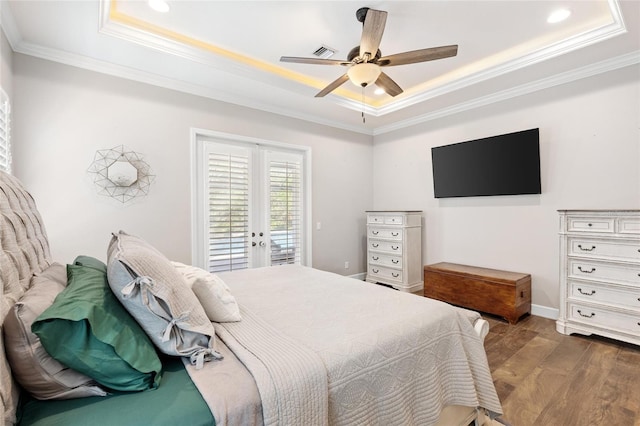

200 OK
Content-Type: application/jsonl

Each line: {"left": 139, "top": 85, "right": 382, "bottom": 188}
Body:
{"left": 280, "top": 7, "right": 458, "bottom": 98}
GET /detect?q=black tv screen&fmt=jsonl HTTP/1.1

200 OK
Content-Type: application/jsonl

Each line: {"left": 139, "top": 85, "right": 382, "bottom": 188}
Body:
{"left": 431, "top": 128, "right": 541, "bottom": 198}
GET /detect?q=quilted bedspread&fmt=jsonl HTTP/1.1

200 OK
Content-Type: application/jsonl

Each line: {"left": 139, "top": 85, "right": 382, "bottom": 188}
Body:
{"left": 188, "top": 265, "right": 502, "bottom": 426}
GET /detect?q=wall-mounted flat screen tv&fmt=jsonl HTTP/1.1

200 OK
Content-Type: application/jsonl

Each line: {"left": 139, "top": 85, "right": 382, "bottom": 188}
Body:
{"left": 431, "top": 128, "right": 541, "bottom": 198}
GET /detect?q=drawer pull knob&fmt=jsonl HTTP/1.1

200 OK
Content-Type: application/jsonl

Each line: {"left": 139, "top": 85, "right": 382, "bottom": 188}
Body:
{"left": 577, "top": 310, "right": 595, "bottom": 318}
{"left": 372, "top": 256, "right": 379, "bottom": 261}
{"left": 578, "top": 266, "right": 596, "bottom": 274}
{"left": 391, "top": 246, "right": 399, "bottom": 250}
{"left": 588, "top": 223, "right": 593, "bottom": 227}
{"left": 391, "top": 232, "right": 399, "bottom": 237}
{"left": 577, "top": 288, "right": 596, "bottom": 296}
{"left": 577, "top": 245, "right": 596, "bottom": 252}
{"left": 392, "top": 259, "right": 399, "bottom": 264}
{"left": 372, "top": 231, "right": 379, "bottom": 235}
{"left": 392, "top": 273, "right": 399, "bottom": 278}
{"left": 372, "top": 243, "right": 379, "bottom": 248}
{"left": 373, "top": 268, "right": 379, "bottom": 273}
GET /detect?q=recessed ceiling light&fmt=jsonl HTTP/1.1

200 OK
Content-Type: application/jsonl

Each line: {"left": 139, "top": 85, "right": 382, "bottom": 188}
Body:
{"left": 547, "top": 8, "right": 571, "bottom": 23}
{"left": 148, "top": 0, "right": 170, "bottom": 13}
{"left": 374, "top": 88, "right": 386, "bottom": 95}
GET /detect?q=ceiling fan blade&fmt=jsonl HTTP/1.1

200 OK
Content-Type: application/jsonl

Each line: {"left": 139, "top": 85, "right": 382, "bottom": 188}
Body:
{"left": 359, "top": 9, "right": 387, "bottom": 60}
{"left": 280, "top": 56, "right": 351, "bottom": 66}
{"left": 378, "top": 45, "right": 458, "bottom": 67}
{"left": 315, "top": 74, "right": 350, "bottom": 97}
{"left": 375, "top": 72, "right": 403, "bottom": 97}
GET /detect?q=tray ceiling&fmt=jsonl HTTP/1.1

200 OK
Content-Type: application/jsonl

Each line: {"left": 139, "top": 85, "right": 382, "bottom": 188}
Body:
{"left": 2, "top": 0, "right": 639, "bottom": 134}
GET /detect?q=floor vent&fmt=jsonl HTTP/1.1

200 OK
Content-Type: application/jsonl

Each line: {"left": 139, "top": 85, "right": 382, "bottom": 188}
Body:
{"left": 312, "top": 45, "right": 337, "bottom": 59}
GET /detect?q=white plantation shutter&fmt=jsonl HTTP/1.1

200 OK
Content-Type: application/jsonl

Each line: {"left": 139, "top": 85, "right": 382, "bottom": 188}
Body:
{"left": 207, "top": 147, "right": 251, "bottom": 273}
{"left": 0, "top": 89, "right": 11, "bottom": 174}
{"left": 193, "top": 131, "right": 311, "bottom": 271}
{"left": 268, "top": 154, "right": 303, "bottom": 265}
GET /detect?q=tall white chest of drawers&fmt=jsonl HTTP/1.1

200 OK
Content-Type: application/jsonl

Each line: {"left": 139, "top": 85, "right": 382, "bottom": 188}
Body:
{"left": 557, "top": 210, "right": 640, "bottom": 345}
{"left": 365, "top": 211, "right": 423, "bottom": 293}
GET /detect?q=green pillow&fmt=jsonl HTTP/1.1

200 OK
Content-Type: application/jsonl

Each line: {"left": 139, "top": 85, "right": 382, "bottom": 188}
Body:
{"left": 32, "top": 256, "right": 162, "bottom": 392}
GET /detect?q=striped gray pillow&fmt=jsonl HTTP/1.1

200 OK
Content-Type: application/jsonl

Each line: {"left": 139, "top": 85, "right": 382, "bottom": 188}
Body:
{"left": 106, "top": 231, "right": 222, "bottom": 369}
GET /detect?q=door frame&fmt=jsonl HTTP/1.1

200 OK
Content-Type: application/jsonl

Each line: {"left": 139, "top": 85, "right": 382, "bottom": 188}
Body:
{"left": 190, "top": 128, "right": 312, "bottom": 270}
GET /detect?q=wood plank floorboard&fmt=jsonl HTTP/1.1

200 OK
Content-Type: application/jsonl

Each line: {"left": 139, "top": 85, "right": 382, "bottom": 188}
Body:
{"left": 483, "top": 314, "right": 640, "bottom": 426}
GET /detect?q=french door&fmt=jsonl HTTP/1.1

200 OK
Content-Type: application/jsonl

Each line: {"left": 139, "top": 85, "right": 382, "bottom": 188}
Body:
{"left": 192, "top": 130, "right": 311, "bottom": 272}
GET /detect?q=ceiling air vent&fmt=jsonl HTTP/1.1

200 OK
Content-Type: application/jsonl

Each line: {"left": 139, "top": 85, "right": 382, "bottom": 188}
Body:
{"left": 312, "top": 45, "right": 337, "bottom": 59}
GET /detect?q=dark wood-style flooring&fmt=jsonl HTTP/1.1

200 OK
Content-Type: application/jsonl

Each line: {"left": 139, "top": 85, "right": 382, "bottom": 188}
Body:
{"left": 483, "top": 314, "right": 640, "bottom": 426}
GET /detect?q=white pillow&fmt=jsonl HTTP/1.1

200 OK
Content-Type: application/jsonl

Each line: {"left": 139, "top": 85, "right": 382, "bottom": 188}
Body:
{"left": 172, "top": 262, "right": 242, "bottom": 323}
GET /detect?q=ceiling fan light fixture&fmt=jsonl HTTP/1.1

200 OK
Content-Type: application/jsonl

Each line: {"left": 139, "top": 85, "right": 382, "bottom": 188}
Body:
{"left": 347, "top": 63, "right": 381, "bottom": 87}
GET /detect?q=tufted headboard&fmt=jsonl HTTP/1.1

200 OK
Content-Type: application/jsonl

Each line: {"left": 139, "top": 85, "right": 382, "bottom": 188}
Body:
{"left": 0, "top": 171, "right": 52, "bottom": 426}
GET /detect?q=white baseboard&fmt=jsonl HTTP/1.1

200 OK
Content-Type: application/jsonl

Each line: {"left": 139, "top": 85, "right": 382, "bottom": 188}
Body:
{"left": 531, "top": 304, "right": 559, "bottom": 320}
{"left": 349, "top": 272, "right": 366, "bottom": 281}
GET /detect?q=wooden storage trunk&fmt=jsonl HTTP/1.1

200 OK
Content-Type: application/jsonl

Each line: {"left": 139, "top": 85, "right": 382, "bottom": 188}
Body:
{"left": 424, "top": 262, "right": 531, "bottom": 324}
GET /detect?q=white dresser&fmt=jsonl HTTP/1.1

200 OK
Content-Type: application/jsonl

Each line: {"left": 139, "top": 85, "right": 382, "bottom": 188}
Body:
{"left": 557, "top": 210, "right": 640, "bottom": 345}
{"left": 365, "top": 211, "right": 423, "bottom": 293}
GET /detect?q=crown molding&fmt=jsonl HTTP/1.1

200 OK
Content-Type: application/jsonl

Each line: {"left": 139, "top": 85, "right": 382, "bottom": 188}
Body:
{"left": 10, "top": 40, "right": 373, "bottom": 136}
{"left": 100, "top": 4, "right": 249, "bottom": 77}
{"left": 374, "top": 0, "right": 628, "bottom": 116}
{"left": 5, "top": 32, "right": 637, "bottom": 138}
{"left": 0, "top": 0, "right": 22, "bottom": 49}
{"left": 96, "top": 0, "right": 628, "bottom": 118}
{"left": 1, "top": 0, "right": 635, "bottom": 137}
{"left": 373, "top": 50, "right": 640, "bottom": 136}
{"left": 99, "top": 0, "right": 364, "bottom": 104}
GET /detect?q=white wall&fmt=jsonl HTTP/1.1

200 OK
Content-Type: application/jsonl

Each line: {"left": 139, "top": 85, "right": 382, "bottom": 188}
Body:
{"left": 10, "top": 49, "right": 640, "bottom": 315}
{"left": 0, "top": 28, "right": 11, "bottom": 98}
{"left": 12, "top": 54, "right": 373, "bottom": 274}
{"left": 373, "top": 65, "right": 640, "bottom": 314}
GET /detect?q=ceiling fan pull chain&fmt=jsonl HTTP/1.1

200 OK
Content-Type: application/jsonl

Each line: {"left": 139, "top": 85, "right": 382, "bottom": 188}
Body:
{"left": 361, "top": 87, "right": 366, "bottom": 124}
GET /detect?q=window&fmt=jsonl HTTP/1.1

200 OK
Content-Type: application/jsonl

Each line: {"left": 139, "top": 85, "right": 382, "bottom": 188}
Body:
{"left": 207, "top": 147, "right": 251, "bottom": 272}
{"left": 0, "top": 88, "right": 11, "bottom": 173}
{"left": 269, "top": 155, "right": 303, "bottom": 265}
{"left": 192, "top": 130, "right": 311, "bottom": 273}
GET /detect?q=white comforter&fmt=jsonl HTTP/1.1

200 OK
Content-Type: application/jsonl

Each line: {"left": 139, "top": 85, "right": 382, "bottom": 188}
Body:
{"left": 187, "top": 265, "right": 502, "bottom": 426}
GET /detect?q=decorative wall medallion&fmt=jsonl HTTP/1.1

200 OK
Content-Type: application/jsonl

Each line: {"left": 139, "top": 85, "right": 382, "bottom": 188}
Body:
{"left": 88, "top": 145, "right": 155, "bottom": 203}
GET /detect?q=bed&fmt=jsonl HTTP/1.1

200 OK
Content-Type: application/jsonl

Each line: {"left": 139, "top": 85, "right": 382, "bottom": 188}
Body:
{"left": 0, "top": 170, "right": 502, "bottom": 426}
